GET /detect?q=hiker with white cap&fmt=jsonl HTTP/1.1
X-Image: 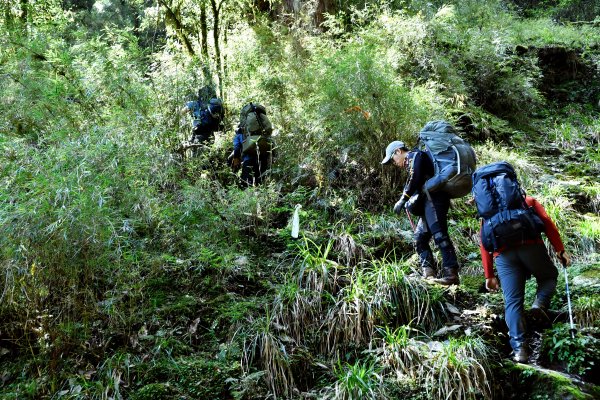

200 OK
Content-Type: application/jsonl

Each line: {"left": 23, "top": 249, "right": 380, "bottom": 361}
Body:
{"left": 382, "top": 139, "right": 461, "bottom": 285}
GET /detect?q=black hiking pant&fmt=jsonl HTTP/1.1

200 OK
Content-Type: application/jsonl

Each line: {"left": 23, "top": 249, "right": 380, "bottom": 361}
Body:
{"left": 240, "top": 152, "right": 272, "bottom": 188}
{"left": 414, "top": 193, "right": 459, "bottom": 272}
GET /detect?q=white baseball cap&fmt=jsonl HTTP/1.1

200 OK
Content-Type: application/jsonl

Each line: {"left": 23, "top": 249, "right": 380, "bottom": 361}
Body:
{"left": 381, "top": 141, "right": 408, "bottom": 164}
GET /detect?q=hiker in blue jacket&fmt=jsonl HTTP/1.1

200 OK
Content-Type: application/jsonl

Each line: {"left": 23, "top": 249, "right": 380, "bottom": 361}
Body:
{"left": 382, "top": 140, "right": 460, "bottom": 285}
{"left": 182, "top": 86, "right": 223, "bottom": 147}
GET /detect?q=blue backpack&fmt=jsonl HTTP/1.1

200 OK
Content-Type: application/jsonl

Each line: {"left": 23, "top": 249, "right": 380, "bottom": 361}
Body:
{"left": 190, "top": 98, "right": 223, "bottom": 138}
{"left": 472, "top": 161, "right": 544, "bottom": 252}
{"left": 192, "top": 98, "right": 222, "bottom": 124}
{"left": 206, "top": 98, "right": 223, "bottom": 121}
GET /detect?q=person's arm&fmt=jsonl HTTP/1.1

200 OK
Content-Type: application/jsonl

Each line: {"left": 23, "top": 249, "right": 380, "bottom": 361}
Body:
{"left": 394, "top": 152, "right": 430, "bottom": 214}
{"left": 403, "top": 152, "right": 431, "bottom": 198}
{"left": 233, "top": 128, "right": 244, "bottom": 158}
{"left": 526, "top": 196, "right": 570, "bottom": 265}
{"left": 479, "top": 221, "right": 495, "bottom": 279}
{"left": 181, "top": 101, "right": 195, "bottom": 116}
{"left": 479, "top": 220, "right": 499, "bottom": 291}
{"left": 526, "top": 197, "right": 568, "bottom": 263}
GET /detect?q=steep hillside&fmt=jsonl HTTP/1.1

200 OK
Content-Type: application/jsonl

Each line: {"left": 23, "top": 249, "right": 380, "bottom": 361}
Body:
{"left": 1, "top": 1, "right": 599, "bottom": 399}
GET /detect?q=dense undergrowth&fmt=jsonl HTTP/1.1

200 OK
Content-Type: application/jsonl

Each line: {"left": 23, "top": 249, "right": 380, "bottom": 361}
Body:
{"left": 1, "top": 0, "right": 600, "bottom": 399}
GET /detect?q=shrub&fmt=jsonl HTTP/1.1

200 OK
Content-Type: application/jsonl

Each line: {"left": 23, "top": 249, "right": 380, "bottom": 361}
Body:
{"left": 541, "top": 323, "right": 600, "bottom": 377}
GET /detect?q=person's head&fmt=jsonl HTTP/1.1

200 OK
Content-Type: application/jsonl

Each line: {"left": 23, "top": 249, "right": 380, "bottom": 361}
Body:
{"left": 381, "top": 141, "right": 409, "bottom": 168}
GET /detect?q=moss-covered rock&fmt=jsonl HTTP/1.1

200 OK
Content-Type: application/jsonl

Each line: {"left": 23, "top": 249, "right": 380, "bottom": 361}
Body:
{"left": 496, "top": 363, "right": 597, "bottom": 399}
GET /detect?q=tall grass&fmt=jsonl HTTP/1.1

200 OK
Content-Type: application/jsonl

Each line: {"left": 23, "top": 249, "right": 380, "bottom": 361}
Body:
{"left": 423, "top": 337, "right": 493, "bottom": 400}
{"left": 367, "top": 259, "right": 446, "bottom": 329}
{"left": 242, "top": 316, "right": 295, "bottom": 399}
{"left": 377, "top": 325, "right": 428, "bottom": 379}
{"left": 2, "top": 0, "right": 600, "bottom": 398}
{"left": 575, "top": 215, "right": 600, "bottom": 256}
{"left": 573, "top": 296, "right": 600, "bottom": 328}
{"left": 271, "top": 280, "right": 323, "bottom": 344}
{"left": 296, "top": 237, "right": 343, "bottom": 294}
{"left": 321, "top": 360, "right": 385, "bottom": 400}
{"left": 323, "top": 271, "right": 375, "bottom": 353}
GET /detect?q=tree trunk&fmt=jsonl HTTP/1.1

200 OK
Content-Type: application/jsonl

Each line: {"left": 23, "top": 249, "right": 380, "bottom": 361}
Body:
{"left": 20, "top": 0, "right": 28, "bottom": 24}
{"left": 200, "top": 1, "right": 209, "bottom": 60}
{"left": 279, "top": 0, "right": 300, "bottom": 14}
{"left": 20, "top": 0, "right": 28, "bottom": 33}
{"left": 159, "top": 0, "right": 195, "bottom": 57}
{"left": 200, "top": 0, "right": 211, "bottom": 81}
{"left": 314, "top": 0, "right": 334, "bottom": 28}
{"left": 253, "top": 0, "right": 272, "bottom": 13}
{"left": 276, "top": 0, "right": 334, "bottom": 28}
{"left": 210, "top": 0, "right": 223, "bottom": 96}
{"left": 3, "top": 3, "right": 14, "bottom": 30}
{"left": 222, "top": 20, "right": 230, "bottom": 104}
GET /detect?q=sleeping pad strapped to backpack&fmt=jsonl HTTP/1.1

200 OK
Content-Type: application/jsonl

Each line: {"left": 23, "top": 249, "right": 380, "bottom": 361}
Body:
{"left": 418, "top": 121, "right": 477, "bottom": 199}
{"left": 472, "top": 161, "right": 545, "bottom": 252}
{"left": 240, "top": 103, "right": 273, "bottom": 156}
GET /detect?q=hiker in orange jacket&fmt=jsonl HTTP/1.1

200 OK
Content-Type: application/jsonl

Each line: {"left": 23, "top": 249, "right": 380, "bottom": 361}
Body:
{"left": 481, "top": 195, "right": 570, "bottom": 363}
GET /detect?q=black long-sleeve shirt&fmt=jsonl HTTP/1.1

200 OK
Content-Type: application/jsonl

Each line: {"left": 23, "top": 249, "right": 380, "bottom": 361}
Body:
{"left": 401, "top": 150, "right": 434, "bottom": 200}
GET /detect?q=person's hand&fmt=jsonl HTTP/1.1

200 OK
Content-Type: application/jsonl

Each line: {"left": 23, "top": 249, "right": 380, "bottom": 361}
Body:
{"left": 557, "top": 250, "right": 571, "bottom": 267}
{"left": 393, "top": 199, "right": 407, "bottom": 215}
{"left": 485, "top": 277, "right": 499, "bottom": 292}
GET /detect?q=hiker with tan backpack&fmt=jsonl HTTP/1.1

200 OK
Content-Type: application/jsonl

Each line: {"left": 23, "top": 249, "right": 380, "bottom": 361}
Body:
{"left": 230, "top": 103, "right": 275, "bottom": 188}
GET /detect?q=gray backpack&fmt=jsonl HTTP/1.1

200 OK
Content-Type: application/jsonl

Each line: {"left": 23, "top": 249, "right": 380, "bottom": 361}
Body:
{"left": 239, "top": 103, "right": 273, "bottom": 155}
{"left": 418, "top": 120, "right": 477, "bottom": 199}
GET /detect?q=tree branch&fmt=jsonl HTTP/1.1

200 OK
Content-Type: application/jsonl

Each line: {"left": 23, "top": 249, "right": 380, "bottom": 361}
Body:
{"left": 158, "top": 0, "right": 196, "bottom": 56}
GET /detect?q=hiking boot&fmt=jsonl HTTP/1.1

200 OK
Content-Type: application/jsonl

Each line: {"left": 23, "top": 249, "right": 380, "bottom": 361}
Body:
{"left": 433, "top": 268, "right": 459, "bottom": 286}
{"left": 512, "top": 347, "right": 529, "bottom": 363}
{"left": 418, "top": 250, "right": 435, "bottom": 276}
{"left": 422, "top": 266, "right": 436, "bottom": 279}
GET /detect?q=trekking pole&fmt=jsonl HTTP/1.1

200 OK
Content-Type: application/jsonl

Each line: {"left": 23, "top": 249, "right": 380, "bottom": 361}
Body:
{"left": 562, "top": 259, "right": 577, "bottom": 339}
{"left": 405, "top": 208, "right": 416, "bottom": 232}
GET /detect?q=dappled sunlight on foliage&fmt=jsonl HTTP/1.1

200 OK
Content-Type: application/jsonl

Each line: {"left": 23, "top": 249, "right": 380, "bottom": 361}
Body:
{"left": 1, "top": 0, "right": 600, "bottom": 398}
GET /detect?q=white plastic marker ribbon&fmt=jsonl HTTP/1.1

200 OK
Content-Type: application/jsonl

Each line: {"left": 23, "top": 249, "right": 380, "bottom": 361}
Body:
{"left": 291, "top": 204, "right": 302, "bottom": 239}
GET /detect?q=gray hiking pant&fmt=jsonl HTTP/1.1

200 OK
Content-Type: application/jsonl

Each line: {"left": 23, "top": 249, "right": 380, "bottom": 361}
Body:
{"left": 495, "top": 242, "right": 558, "bottom": 351}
